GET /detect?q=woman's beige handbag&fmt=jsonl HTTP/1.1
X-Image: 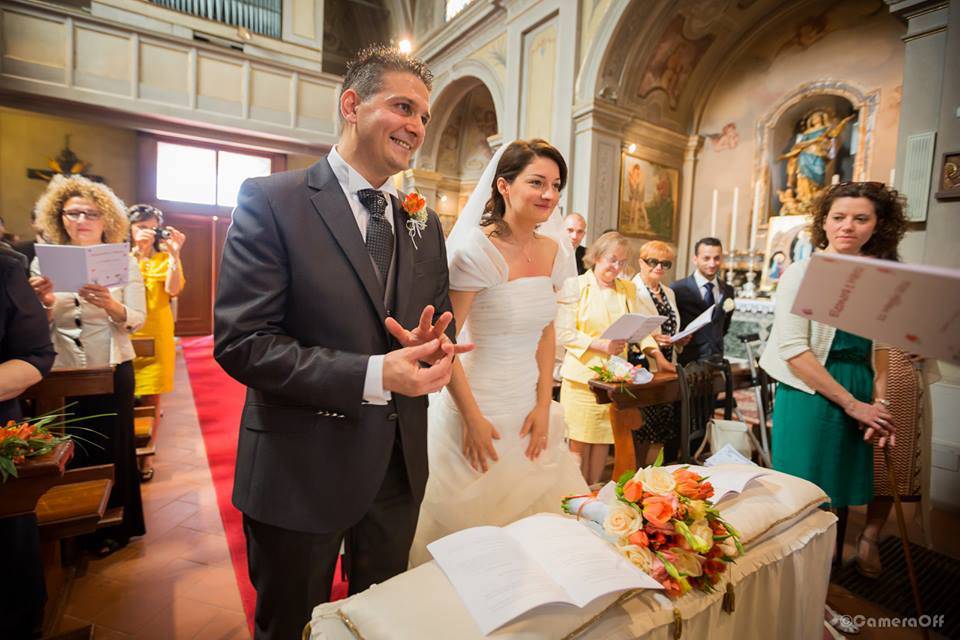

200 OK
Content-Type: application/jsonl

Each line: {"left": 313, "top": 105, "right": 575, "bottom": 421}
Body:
{"left": 693, "top": 419, "right": 764, "bottom": 462}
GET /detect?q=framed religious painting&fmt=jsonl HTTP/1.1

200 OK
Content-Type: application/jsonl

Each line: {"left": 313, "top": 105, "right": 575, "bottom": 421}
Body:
{"left": 617, "top": 153, "right": 680, "bottom": 241}
{"left": 934, "top": 152, "right": 960, "bottom": 201}
{"left": 760, "top": 214, "right": 814, "bottom": 292}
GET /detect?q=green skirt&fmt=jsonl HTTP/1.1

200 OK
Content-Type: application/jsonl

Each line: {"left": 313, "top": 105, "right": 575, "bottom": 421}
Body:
{"left": 772, "top": 330, "right": 874, "bottom": 508}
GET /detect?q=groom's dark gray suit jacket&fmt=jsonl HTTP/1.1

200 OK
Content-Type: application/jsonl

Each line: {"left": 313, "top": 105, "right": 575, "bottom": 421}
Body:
{"left": 214, "top": 157, "right": 454, "bottom": 535}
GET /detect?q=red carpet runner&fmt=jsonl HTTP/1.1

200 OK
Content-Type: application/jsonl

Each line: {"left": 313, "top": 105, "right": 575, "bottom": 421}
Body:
{"left": 181, "top": 336, "right": 348, "bottom": 634}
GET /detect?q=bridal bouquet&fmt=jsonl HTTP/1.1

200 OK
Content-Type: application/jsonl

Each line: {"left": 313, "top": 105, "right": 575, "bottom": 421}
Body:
{"left": 562, "top": 451, "right": 743, "bottom": 597}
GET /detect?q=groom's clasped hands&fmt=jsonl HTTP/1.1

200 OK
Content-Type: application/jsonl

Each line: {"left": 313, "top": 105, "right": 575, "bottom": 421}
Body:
{"left": 381, "top": 305, "right": 474, "bottom": 397}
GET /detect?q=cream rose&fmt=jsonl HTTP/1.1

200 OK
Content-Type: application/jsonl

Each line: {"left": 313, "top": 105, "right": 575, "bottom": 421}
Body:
{"left": 603, "top": 503, "right": 642, "bottom": 538}
{"left": 633, "top": 466, "right": 676, "bottom": 496}
{"left": 723, "top": 297, "right": 736, "bottom": 313}
{"left": 619, "top": 543, "right": 654, "bottom": 573}
{"left": 668, "top": 547, "right": 703, "bottom": 578}
{"left": 686, "top": 500, "right": 708, "bottom": 521}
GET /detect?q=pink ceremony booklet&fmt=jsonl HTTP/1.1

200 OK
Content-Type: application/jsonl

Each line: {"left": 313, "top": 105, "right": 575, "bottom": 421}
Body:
{"left": 791, "top": 252, "right": 960, "bottom": 365}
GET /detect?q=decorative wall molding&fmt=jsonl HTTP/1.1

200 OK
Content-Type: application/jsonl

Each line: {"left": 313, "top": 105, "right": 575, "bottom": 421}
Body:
{"left": 0, "top": 0, "right": 340, "bottom": 147}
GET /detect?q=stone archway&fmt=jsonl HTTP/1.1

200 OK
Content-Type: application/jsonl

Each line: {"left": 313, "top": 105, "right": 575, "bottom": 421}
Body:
{"left": 409, "top": 76, "right": 499, "bottom": 233}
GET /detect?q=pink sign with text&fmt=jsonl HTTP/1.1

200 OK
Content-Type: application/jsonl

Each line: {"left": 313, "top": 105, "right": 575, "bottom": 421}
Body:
{"left": 791, "top": 253, "right": 960, "bottom": 364}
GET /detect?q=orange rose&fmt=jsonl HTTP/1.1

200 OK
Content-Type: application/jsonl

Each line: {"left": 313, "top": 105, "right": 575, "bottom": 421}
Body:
{"left": 623, "top": 479, "right": 643, "bottom": 503}
{"left": 402, "top": 192, "right": 426, "bottom": 216}
{"left": 673, "top": 468, "right": 702, "bottom": 498}
{"left": 642, "top": 494, "right": 676, "bottom": 527}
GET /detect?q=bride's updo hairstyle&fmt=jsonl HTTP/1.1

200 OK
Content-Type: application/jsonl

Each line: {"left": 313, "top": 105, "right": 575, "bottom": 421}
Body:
{"left": 481, "top": 138, "right": 567, "bottom": 237}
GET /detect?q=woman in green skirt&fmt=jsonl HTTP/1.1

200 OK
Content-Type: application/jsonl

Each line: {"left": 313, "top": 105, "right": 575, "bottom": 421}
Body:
{"left": 760, "top": 181, "right": 908, "bottom": 567}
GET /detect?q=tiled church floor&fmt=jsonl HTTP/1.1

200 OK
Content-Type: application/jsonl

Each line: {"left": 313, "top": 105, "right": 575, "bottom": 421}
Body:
{"left": 54, "top": 347, "right": 250, "bottom": 640}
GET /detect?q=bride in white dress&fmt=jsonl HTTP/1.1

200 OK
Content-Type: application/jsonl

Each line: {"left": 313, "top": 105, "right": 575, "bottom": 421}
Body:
{"left": 409, "top": 139, "right": 589, "bottom": 567}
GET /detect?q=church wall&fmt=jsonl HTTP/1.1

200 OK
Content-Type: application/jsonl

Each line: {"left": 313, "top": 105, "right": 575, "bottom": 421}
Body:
{"left": 0, "top": 107, "right": 138, "bottom": 238}
{"left": 689, "top": 1, "right": 905, "bottom": 258}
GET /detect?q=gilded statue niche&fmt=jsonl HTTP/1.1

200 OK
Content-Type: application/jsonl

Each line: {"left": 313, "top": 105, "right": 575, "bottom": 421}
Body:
{"left": 752, "top": 81, "right": 878, "bottom": 225}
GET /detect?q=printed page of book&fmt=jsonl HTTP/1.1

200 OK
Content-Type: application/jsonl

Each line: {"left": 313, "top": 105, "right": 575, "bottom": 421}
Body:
{"left": 670, "top": 304, "right": 716, "bottom": 343}
{"left": 428, "top": 525, "right": 573, "bottom": 635}
{"left": 35, "top": 242, "right": 129, "bottom": 291}
{"left": 792, "top": 253, "right": 960, "bottom": 364}
{"left": 505, "top": 514, "right": 662, "bottom": 606}
{"left": 600, "top": 313, "right": 667, "bottom": 342}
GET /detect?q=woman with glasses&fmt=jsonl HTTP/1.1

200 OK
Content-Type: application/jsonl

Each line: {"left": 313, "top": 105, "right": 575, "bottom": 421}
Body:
{"left": 29, "top": 174, "right": 147, "bottom": 556}
{"left": 630, "top": 240, "right": 692, "bottom": 464}
{"left": 128, "top": 204, "right": 185, "bottom": 482}
{"left": 557, "top": 231, "right": 657, "bottom": 484}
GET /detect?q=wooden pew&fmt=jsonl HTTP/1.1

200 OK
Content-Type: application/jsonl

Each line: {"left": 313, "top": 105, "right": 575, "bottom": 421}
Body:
{"left": 131, "top": 337, "right": 158, "bottom": 461}
{"left": 16, "top": 367, "right": 121, "bottom": 635}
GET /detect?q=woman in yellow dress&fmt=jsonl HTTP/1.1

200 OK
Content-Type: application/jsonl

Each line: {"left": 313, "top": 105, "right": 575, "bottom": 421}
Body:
{"left": 128, "top": 204, "right": 185, "bottom": 481}
{"left": 557, "top": 232, "right": 663, "bottom": 484}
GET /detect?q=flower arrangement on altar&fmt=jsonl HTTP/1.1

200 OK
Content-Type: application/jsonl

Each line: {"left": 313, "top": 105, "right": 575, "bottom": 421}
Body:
{"left": 562, "top": 450, "right": 744, "bottom": 598}
{"left": 589, "top": 356, "right": 654, "bottom": 396}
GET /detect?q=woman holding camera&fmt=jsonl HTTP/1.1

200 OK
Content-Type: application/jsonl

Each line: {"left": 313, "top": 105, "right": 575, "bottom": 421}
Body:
{"left": 128, "top": 204, "right": 185, "bottom": 481}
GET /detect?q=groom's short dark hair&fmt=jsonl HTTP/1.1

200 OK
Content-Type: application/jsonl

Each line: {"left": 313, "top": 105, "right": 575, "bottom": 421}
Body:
{"left": 342, "top": 45, "right": 433, "bottom": 104}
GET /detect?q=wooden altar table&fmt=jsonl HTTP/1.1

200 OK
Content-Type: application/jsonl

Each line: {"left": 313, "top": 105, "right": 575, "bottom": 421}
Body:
{"left": 589, "top": 363, "right": 753, "bottom": 479}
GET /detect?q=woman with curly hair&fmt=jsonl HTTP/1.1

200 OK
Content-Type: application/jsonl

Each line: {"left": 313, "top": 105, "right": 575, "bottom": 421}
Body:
{"left": 29, "top": 174, "right": 147, "bottom": 555}
{"left": 760, "top": 181, "right": 906, "bottom": 569}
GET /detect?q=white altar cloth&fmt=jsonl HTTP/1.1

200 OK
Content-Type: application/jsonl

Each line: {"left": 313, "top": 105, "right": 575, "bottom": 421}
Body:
{"left": 309, "top": 469, "right": 836, "bottom": 640}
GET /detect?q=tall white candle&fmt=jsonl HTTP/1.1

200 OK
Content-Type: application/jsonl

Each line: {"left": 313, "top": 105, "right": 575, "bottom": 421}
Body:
{"left": 710, "top": 189, "right": 718, "bottom": 238}
{"left": 889, "top": 168, "right": 896, "bottom": 186}
{"left": 729, "top": 187, "right": 739, "bottom": 253}
{"left": 831, "top": 174, "right": 840, "bottom": 185}
{"left": 749, "top": 180, "right": 761, "bottom": 252}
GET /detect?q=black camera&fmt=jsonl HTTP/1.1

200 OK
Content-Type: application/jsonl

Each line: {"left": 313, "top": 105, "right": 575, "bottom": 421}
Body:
{"left": 154, "top": 227, "right": 172, "bottom": 252}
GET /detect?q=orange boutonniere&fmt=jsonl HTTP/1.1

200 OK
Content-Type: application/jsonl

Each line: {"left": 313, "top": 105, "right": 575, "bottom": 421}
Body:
{"left": 401, "top": 191, "right": 428, "bottom": 249}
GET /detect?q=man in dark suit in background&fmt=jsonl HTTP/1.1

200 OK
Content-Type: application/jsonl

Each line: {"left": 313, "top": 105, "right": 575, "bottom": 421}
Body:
{"left": 563, "top": 212, "right": 587, "bottom": 274}
{"left": 673, "top": 237, "right": 735, "bottom": 365}
{"left": 214, "top": 46, "right": 469, "bottom": 640}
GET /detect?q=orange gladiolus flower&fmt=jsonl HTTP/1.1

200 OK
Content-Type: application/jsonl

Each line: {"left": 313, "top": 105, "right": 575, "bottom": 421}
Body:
{"left": 627, "top": 530, "right": 649, "bottom": 548}
{"left": 695, "top": 481, "right": 715, "bottom": 500}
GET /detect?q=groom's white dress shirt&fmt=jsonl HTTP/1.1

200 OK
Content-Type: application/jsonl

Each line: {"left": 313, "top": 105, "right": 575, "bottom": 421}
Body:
{"left": 327, "top": 145, "right": 399, "bottom": 405}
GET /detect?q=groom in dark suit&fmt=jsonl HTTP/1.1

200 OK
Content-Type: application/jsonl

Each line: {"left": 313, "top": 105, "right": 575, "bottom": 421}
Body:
{"left": 673, "top": 237, "right": 735, "bottom": 365}
{"left": 214, "top": 46, "right": 469, "bottom": 640}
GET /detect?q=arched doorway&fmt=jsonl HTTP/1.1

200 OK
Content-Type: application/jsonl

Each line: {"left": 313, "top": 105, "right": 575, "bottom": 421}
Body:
{"left": 412, "top": 77, "right": 499, "bottom": 234}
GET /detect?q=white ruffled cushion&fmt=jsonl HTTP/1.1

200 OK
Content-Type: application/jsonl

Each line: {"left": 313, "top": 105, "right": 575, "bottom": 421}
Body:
{"left": 309, "top": 469, "right": 831, "bottom": 639}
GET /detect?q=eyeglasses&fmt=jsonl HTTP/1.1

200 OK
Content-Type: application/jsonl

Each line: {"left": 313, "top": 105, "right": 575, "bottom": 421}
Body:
{"left": 62, "top": 209, "right": 102, "bottom": 221}
{"left": 643, "top": 258, "right": 673, "bottom": 269}
{"left": 601, "top": 258, "right": 628, "bottom": 268}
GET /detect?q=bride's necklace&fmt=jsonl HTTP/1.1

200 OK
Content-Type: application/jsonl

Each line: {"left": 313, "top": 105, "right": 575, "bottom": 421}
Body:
{"left": 507, "top": 234, "right": 537, "bottom": 263}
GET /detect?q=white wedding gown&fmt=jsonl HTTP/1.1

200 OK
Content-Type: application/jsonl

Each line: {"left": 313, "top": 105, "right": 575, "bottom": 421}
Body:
{"left": 409, "top": 228, "right": 589, "bottom": 567}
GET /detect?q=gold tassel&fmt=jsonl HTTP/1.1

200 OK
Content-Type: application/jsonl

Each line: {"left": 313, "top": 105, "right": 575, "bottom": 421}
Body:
{"left": 722, "top": 582, "right": 736, "bottom": 613}
{"left": 673, "top": 607, "right": 683, "bottom": 639}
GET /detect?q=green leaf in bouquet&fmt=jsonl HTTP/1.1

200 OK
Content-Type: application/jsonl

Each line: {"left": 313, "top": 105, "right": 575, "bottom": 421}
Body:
{"left": 653, "top": 448, "right": 664, "bottom": 468}
{"left": 0, "top": 455, "right": 18, "bottom": 481}
{"left": 617, "top": 470, "right": 634, "bottom": 486}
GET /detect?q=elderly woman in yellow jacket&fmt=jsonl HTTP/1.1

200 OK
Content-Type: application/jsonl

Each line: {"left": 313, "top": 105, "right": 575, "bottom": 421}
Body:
{"left": 557, "top": 232, "right": 658, "bottom": 484}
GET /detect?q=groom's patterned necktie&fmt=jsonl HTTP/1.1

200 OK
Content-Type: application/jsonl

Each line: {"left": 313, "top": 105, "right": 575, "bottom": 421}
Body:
{"left": 357, "top": 188, "right": 393, "bottom": 285}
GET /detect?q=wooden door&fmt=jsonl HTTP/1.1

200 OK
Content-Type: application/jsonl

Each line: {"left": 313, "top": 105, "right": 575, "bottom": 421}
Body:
{"left": 137, "top": 134, "right": 285, "bottom": 336}
{"left": 161, "top": 214, "right": 215, "bottom": 335}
